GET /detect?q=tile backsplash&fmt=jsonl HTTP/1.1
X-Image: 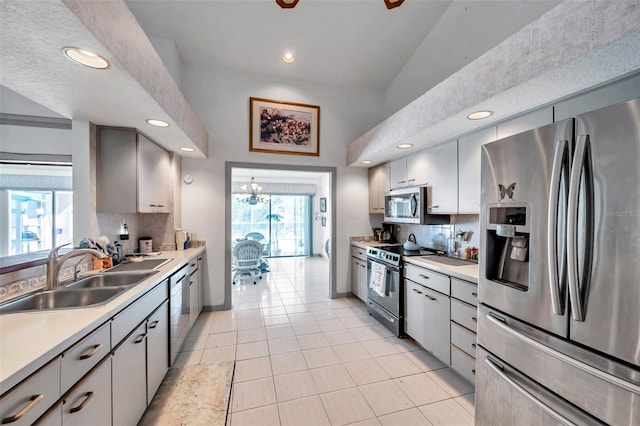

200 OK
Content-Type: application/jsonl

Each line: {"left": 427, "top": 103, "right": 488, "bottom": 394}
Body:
{"left": 0, "top": 258, "right": 93, "bottom": 303}
{"left": 394, "top": 215, "right": 480, "bottom": 253}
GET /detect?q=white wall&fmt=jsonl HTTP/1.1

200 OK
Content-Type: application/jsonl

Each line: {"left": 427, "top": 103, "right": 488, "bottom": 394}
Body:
{"left": 312, "top": 173, "right": 331, "bottom": 256}
{"left": 180, "top": 62, "right": 384, "bottom": 306}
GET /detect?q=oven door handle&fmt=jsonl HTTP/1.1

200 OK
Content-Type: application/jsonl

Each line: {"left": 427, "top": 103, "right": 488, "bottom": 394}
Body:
{"left": 367, "top": 257, "right": 400, "bottom": 273}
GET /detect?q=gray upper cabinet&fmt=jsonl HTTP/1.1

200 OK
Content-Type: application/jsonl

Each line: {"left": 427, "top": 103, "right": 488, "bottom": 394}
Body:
{"left": 496, "top": 107, "right": 553, "bottom": 140}
{"left": 555, "top": 73, "right": 640, "bottom": 121}
{"left": 406, "top": 150, "right": 429, "bottom": 187}
{"left": 97, "top": 127, "right": 171, "bottom": 213}
{"left": 420, "top": 141, "right": 458, "bottom": 214}
{"left": 368, "top": 163, "right": 389, "bottom": 214}
{"left": 458, "top": 126, "right": 496, "bottom": 214}
{"left": 389, "top": 158, "right": 407, "bottom": 189}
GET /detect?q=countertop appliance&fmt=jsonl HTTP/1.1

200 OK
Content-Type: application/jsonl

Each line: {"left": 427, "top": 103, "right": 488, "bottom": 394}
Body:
{"left": 365, "top": 245, "right": 441, "bottom": 337}
{"left": 384, "top": 186, "right": 450, "bottom": 225}
{"left": 476, "top": 98, "right": 640, "bottom": 425}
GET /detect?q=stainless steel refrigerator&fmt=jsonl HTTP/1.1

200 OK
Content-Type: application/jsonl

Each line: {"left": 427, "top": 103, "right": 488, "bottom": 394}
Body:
{"left": 476, "top": 97, "right": 640, "bottom": 425}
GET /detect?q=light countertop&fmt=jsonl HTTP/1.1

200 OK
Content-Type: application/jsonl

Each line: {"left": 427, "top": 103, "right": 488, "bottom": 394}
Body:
{"left": 403, "top": 256, "right": 478, "bottom": 283}
{"left": 350, "top": 240, "right": 478, "bottom": 283}
{"left": 0, "top": 247, "right": 205, "bottom": 394}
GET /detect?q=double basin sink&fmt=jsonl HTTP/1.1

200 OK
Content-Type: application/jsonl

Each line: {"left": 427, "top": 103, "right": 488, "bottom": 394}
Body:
{"left": 0, "top": 259, "right": 171, "bottom": 314}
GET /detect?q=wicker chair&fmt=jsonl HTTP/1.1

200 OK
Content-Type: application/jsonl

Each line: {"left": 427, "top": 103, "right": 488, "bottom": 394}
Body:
{"left": 232, "top": 239, "right": 263, "bottom": 284}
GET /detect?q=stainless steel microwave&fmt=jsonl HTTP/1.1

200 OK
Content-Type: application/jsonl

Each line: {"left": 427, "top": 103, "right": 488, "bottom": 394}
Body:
{"left": 383, "top": 186, "right": 450, "bottom": 225}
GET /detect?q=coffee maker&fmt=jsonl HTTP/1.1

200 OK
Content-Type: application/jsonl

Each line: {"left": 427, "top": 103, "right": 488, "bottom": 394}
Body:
{"left": 379, "top": 223, "right": 396, "bottom": 243}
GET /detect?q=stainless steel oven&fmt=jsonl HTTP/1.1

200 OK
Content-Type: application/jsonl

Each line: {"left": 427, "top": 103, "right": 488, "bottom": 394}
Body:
{"left": 366, "top": 247, "right": 403, "bottom": 337}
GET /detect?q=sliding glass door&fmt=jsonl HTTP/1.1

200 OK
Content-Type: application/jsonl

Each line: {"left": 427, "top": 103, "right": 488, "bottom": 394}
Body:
{"left": 231, "top": 194, "right": 311, "bottom": 257}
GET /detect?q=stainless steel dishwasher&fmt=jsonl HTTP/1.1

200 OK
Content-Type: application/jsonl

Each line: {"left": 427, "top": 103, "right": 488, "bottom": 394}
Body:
{"left": 169, "top": 264, "right": 190, "bottom": 365}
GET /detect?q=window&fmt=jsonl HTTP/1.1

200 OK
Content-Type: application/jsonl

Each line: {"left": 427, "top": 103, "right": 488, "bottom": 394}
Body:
{"left": 0, "top": 164, "right": 73, "bottom": 256}
{"left": 232, "top": 194, "right": 311, "bottom": 257}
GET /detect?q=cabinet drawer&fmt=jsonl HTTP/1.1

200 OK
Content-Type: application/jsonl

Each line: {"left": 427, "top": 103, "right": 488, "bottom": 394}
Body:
{"left": 451, "top": 278, "right": 478, "bottom": 306}
{"left": 451, "top": 345, "right": 476, "bottom": 385}
{"left": 188, "top": 256, "right": 198, "bottom": 274}
{"left": 61, "top": 357, "right": 112, "bottom": 426}
{"left": 451, "top": 321, "right": 477, "bottom": 358}
{"left": 112, "top": 279, "right": 168, "bottom": 347}
{"left": 351, "top": 245, "right": 367, "bottom": 261}
{"left": 61, "top": 322, "right": 110, "bottom": 393}
{"left": 405, "top": 264, "right": 450, "bottom": 295}
{"left": 0, "top": 357, "right": 61, "bottom": 426}
{"left": 451, "top": 299, "right": 477, "bottom": 332}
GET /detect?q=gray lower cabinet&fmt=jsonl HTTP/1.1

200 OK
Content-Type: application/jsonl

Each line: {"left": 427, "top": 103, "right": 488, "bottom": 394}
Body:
{"left": 0, "top": 357, "right": 61, "bottom": 426}
{"left": 147, "top": 301, "right": 169, "bottom": 405}
{"left": 61, "top": 357, "right": 112, "bottom": 426}
{"left": 112, "top": 323, "right": 148, "bottom": 426}
{"left": 404, "top": 275, "right": 451, "bottom": 365}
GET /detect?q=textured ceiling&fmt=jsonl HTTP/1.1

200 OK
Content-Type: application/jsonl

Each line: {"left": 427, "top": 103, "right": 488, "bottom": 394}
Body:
{"left": 0, "top": 0, "right": 207, "bottom": 157}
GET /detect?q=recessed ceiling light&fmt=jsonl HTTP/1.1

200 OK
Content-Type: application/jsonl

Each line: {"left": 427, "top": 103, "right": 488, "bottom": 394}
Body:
{"left": 62, "top": 47, "right": 110, "bottom": 69}
{"left": 179, "top": 147, "right": 195, "bottom": 152}
{"left": 282, "top": 52, "right": 295, "bottom": 64}
{"left": 361, "top": 160, "right": 374, "bottom": 165}
{"left": 146, "top": 119, "right": 170, "bottom": 127}
{"left": 397, "top": 143, "right": 413, "bottom": 149}
{"left": 467, "top": 110, "right": 493, "bottom": 120}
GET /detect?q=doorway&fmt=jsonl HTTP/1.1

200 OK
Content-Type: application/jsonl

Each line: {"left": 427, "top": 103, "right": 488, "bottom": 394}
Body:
{"left": 225, "top": 162, "right": 336, "bottom": 310}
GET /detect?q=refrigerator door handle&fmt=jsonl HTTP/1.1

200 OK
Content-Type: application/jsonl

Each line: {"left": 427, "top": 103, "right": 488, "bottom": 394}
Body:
{"left": 486, "top": 312, "right": 640, "bottom": 394}
{"left": 547, "top": 139, "right": 569, "bottom": 315}
{"left": 484, "top": 356, "right": 576, "bottom": 426}
{"left": 567, "top": 135, "right": 594, "bottom": 322}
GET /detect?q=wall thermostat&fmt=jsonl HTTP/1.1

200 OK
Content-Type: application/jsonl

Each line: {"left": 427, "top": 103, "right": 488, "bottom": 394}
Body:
{"left": 183, "top": 174, "right": 194, "bottom": 184}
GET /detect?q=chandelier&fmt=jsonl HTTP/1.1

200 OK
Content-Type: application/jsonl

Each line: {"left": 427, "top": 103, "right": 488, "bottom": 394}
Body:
{"left": 236, "top": 177, "right": 271, "bottom": 205}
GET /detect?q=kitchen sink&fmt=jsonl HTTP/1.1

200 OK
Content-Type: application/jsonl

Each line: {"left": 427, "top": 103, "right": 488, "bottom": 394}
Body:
{"left": 65, "top": 271, "right": 157, "bottom": 289}
{"left": 0, "top": 288, "right": 125, "bottom": 314}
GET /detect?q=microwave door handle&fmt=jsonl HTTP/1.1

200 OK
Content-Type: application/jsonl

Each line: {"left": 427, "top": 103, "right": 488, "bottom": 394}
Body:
{"left": 547, "top": 139, "right": 568, "bottom": 316}
{"left": 410, "top": 193, "right": 418, "bottom": 217}
{"left": 567, "top": 135, "right": 594, "bottom": 322}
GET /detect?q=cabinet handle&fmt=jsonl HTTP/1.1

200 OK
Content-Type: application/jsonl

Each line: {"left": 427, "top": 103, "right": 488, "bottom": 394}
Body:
{"left": 472, "top": 369, "right": 476, "bottom": 375}
{"left": 156, "top": 204, "right": 165, "bottom": 208}
{"left": 190, "top": 263, "right": 196, "bottom": 267}
{"left": 69, "top": 392, "right": 94, "bottom": 414}
{"left": 2, "top": 394, "right": 43, "bottom": 423}
{"left": 471, "top": 317, "right": 477, "bottom": 322}
{"left": 428, "top": 205, "right": 440, "bottom": 209}
{"left": 79, "top": 344, "right": 102, "bottom": 360}
{"left": 198, "top": 257, "right": 202, "bottom": 261}
{"left": 425, "top": 294, "right": 437, "bottom": 301}
{"left": 407, "top": 178, "right": 416, "bottom": 182}
{"left": 398, "top": 180, "right": 406, "bottom": 184}
{"left": 360, "top": 264, "right": 366, "bottom": 269}
{"left": 419, "top": 274, "right": 430, "bottom": 280}
{"left": 149, "top": 204, "right": 156, "bottom": 207}
{"left": 471, "top": 292, "right": 478, "bottom": 297}
{"left": 134, "top": 333, "right": 146, "bottom": 344}
{"left": 412, "top": 288, "right": 423, "bottom": 294}
{"left": 148, "top": 320, "right": 160, "bottom": 329}
{"left": 472, "top": 343, "right": 477, "bottom": 348}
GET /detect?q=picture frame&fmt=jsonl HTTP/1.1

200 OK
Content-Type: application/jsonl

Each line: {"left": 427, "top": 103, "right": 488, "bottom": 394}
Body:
{"left": 320, "top": 197, "right": 327, "bottom": 212}
{"left": 321, "top": 217, "right": 327, "bottom": 227}
{"left": 250, "top": 97, "right": 320, "bottom": 156}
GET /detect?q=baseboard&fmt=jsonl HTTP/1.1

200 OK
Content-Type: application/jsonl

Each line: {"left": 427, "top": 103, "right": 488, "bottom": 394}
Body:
{"left": 334, "top": 291, "right": 354, "bottom": 298}
{"left": 203, "top": 304, "right": 227, "bottom": 312}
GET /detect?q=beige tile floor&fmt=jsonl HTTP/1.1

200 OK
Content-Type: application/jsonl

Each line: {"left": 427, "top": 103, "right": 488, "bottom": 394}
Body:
{"left": 174, "top": 257, "right": 475, "bottom": 426}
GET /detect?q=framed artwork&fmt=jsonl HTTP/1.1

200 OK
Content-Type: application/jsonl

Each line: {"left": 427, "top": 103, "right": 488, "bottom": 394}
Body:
{"left": 320, "top": 197, "right": 327, "bottom": 212}
{"left": 250, "top": 97, "right": 320, "bottom": 156}
{"left": 321, "top": 217, "right": 327, "bottom": 227}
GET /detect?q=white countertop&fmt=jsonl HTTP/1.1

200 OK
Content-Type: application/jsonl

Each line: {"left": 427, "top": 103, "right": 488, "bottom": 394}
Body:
{"left": 0, "top": 247, "right": 205, "bottom": 393}
{"left": 403, "top": 256, "right": 478, "bottom": 283}
{"left": 350, "top": 241, "right": 478, "bottom": 283}
{"left": 350, "top": 240, "right": 401, "bottom": 249}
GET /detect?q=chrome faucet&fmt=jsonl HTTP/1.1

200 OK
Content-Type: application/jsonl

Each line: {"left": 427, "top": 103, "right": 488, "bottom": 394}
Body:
{"left": 46, "top": 243, "right": 106, "bottom": 290}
